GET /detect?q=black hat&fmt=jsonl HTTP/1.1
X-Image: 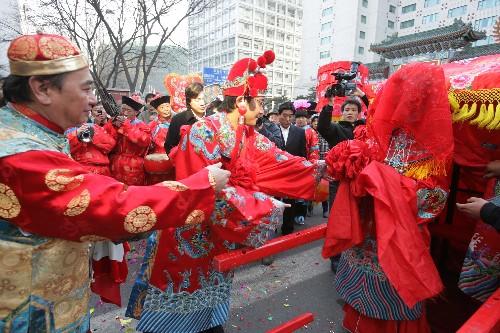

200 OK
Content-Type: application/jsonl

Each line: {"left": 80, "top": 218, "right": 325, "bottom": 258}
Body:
{"left": 122, "top": 96, "right": 144, "bottom": 112}
{"left": 278, "top": 101, "right": 295, "bottom": 114}
{"left": 295, "top": 109, "right": 308, "bottom": 118}
{"left": 150, "top": 95, "right": 170, "bottom": 110}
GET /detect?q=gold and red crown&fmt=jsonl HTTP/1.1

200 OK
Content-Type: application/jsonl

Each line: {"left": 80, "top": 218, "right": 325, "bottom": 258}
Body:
{"left": 222, "top": 50, "right": 275, "bottom": 97}
{"left": 8, "top": 32, "right": 88, "bottom": 76}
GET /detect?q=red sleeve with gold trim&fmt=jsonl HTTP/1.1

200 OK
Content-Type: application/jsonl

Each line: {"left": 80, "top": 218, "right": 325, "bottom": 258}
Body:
{"left": 118, "top": 120, "right": 151, "bottom": 147}
{"left": 0, "top": 150, "right": 215, "bottom": 242}
{"left": 253, "top": 133, "right": 327, "bottom": 201}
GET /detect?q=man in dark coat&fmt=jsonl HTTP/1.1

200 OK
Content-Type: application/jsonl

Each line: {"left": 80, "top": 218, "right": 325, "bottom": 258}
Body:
{"left": 278, "top": 101, "right": 307, "bottom": 235}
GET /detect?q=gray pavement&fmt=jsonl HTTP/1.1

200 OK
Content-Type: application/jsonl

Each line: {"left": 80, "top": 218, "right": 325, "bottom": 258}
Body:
{"left": 90, "top": 205, "right": 344, "bottom": 332}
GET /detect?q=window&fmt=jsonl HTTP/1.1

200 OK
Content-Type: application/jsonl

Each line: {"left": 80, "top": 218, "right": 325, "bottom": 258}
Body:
{"left": 266, "top": 28, "right": 275, "bottom": 38}
{"left": 277, "top": 31, "right": 285, "bottom": 41}
{"left": 361, "top": 15, "right": 367, "bottom": 23}
{"left": 268, "top": 0, "right": 276, "bottom": 11}
{"left": 362, "top": 0, "right": 368, "bottom": 8}
{"left": 254, "top": 39, "right": 264, "bottom": 51}
{"left": 238, "top": 36, "right": 252, "bottom": 49}
{"left": 402, "top": 4, "right": 416, "bottom": 13}
{"left": 478, "top": 0, "right": 500, "bottom": 10}
{"left": 277, "top": 17, "right": 285, "bottom": 28}
{"left": 267, "top": 14, "right": 276, "bottom": 25}
{"left": 388, "top": 20, "right": 395, "bottom": 29}
{"left": 422, "top": 13, "right": 438, "bottom": 24}
{"left": 320, "top": 51, "right": 330, "bottom": 59}
{"left": 475, "top": 16, "right": 497, "bottom": 29}
{"left": 320, "top": 36, "right": 332, "bottom": 45}
{"left": 255, "top": 25, "right": 264, "bottom": 36}
{"left": 321, "top": 21, "right": 332, "bottom": 31}
{"left": 359, "top": 31, "right": 366, "bottom": 39}
{"left": 400, "top": 19, "right": 414, "bottom": 29}
{"left": 448, "top": 6, "right": 467, "bottom": 18}
{"left": 240, "top": 5, "right": 252, "bottom": 20}
{"left": 239, "top": 21, "right": 252, "bottom": 34}
{"left": 424, "top": 0, "right": 440, "bottom": 7}
{"left": 389, "top": 5, "right": 396, "bottom": 13}
{"left": 255, "top": 11, "right": 264, "bottom": 23}
{"left": 322, "top": 7, "right": 333, "bottom": 16}
{"left": 358, "top": 46, "right": 364, "bottom": 54}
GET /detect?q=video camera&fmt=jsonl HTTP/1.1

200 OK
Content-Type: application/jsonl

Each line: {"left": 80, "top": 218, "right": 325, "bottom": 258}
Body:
{"left": 325, "top": 62, "right": 361, "bottom": 98}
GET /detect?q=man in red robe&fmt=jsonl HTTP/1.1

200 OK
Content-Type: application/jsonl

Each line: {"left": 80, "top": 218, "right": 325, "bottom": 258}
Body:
{"left": 0, "top": 32, "right": 229, "bottom": 333}
{"left": 106, "top": 95, "right": 151, "bottom": 185}
{"left": 144, "top": 95, "right": 175, "bottom": 184}
{"left": 67, "top": 103, "right": 116, "bottom": 176}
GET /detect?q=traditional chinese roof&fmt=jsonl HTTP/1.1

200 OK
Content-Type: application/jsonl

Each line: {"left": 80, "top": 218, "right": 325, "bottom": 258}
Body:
{"left": 365, "top": 60, "right": 390, "bottom": 80}
{"left": 450, "top": 43, "right": 500, "bottom": 61}
{"left": 370, "top": 19, "right": 486, "bottom": 59}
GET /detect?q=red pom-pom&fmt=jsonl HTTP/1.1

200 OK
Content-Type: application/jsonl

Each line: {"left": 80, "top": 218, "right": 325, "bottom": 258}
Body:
{"left": 263, "top": 50, "right": 275, "bottom": 64}
{"left": 325, "top": 139, "right": 374, "bottom": 181}
{"left": 257, "top": 56, "right": 267, "bottom": 68}
{"left": 247, "top": 59, "right": 258, "bottom": 73}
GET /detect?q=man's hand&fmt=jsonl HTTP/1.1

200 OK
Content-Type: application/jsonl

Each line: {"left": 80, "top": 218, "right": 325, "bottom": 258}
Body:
{"left": 485, "top": 160, "right": 500, "bottom": 178}
{"left": 76, "top": 123, "right": 90, "bottom": 136}
{"left": 456, "top": 197, "right": 488, "bottom": 219}
{"left": 113, "top": 116, "right": 126, "bottom": 128}
{"left": 352, "top": 87, "right": 365, "bottom": 97}
{"left": 206, "top": 162, "right": 231, "bottom": 192}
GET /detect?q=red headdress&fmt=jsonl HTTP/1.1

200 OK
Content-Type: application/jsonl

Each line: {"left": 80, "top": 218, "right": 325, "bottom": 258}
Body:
{"left": 8, "top": 32, "right": 88, "bottom": 76}
{"left": 222, "top": 50, "right": 275, "bottom": 97}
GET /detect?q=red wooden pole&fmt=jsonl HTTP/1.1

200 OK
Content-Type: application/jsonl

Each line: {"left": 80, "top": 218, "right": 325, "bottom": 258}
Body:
{"left": 213, "top": 224, "right": 327, "bottom": 272}
{"left": 457, "top": 288, "right": 500, "bottom": 333}
{"left": 266, "top": 313, "right": 315, "bottom": 333}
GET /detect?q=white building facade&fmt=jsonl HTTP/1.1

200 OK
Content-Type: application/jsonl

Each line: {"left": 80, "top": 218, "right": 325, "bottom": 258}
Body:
{"left": 295, "top": 0, "right": 499, "bottom": 97}
{"left": 187, "top": 0, "right": 304, "bottom": 98}
{"left": 396, "top": 0, "right": 499, "bottom": 46}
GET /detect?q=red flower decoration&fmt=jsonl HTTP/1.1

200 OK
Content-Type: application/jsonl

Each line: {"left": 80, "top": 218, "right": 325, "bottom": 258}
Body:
{"left": 325, "top": 139, "right": 373, "bottom": 181}
{"left": 257, "top": 56, "right": 267, "bottom": 69}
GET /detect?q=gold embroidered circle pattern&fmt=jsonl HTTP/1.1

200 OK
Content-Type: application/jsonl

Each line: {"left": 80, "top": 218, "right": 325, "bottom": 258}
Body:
{"left": 124, "top": 206, "right": 157, "bottom": 233}
{"left": 0, "top": 183, "right": 21, "bottom": 219}
{"left": 45, "top": 169, "right": 84, "bottom": 192}
{"left": 160, "top": 181, "right": 189, "bottom": 192}
{"left": 64, "top": 189, "right": 90, "bottom": 216}
{"left": 185, "top": 210, "right": 205, "bottom": 225}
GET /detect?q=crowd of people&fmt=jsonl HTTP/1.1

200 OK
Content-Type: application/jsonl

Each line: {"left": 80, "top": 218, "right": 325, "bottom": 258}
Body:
{"left": 0, "top": 32, "right": 498, "bottom": 333}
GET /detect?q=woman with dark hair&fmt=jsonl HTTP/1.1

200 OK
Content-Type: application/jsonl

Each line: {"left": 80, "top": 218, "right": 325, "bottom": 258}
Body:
{"left": 127, "top": 51, "right": 328, "bottom": 333}
{"left": 164, "top": 82, "right": 205, "bottom": 154}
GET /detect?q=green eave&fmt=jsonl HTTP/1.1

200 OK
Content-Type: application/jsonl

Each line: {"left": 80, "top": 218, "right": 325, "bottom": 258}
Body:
{"left": 450, "top": 43, "right": 500, "bottom": 61}
{"left": 370, "top": 19, "right": 486, "bottom": 59}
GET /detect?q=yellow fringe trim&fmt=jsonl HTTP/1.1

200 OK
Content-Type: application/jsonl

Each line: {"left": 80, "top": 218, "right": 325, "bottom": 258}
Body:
{"left": 448, "top": 88, "right": 500, "bottom": 130}
{"left": 404, "top": 159, "right": 448, "bottom": 180}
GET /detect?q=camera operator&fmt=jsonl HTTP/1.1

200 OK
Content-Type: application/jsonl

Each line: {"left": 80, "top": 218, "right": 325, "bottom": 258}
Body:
{"left": 317, "top": 87, "right": 368, "bottom": 148}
